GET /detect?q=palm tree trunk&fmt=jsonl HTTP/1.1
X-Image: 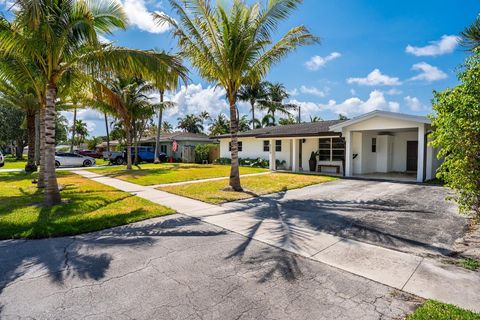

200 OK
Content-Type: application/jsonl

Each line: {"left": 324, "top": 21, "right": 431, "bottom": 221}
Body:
{"left": 251, "top": 100, "right": 255, "bottom": 129}
{"left": 37, "top": 107, "right": 46, "bottom": 188}
{"left": 228, "top": 94, "right": 242, "bottom": 191}
{"left": 70, "top": 108, "right": 77, "bottom": 152}
{"left": 104, "top": 112, "right": 110, "bottom": 153}
{"left": 154, "top": 91, "right": 164, "bottom": 163}
{"left": 125, "top": 121, "right": 132, "bottom": 170}
{"left": 44, "top": 82, "right": 61, "bottom": 205}
{"left": 34, "top": 110, "right": 40, "bottom": 165}
{"left": 133, "top": 122, "right": 139, "bottom": 165}
{"left": 25, "top": 109, "right": 37, "bottom": 172}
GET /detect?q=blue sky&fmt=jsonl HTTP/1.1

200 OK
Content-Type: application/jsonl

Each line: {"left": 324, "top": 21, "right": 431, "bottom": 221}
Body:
{"left": 1, "top": 0, "right": 478, "bottom": 136}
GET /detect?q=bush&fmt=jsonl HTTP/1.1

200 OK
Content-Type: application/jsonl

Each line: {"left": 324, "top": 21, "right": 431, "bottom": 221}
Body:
{"left": 194, "top": 144, "right": 210, "bottom": 163}
{"left": 214, "top": 157, "right": 271, "bottom": 168}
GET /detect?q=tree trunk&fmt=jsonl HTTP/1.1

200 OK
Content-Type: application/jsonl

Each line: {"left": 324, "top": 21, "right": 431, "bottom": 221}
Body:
{"left": 44, "top": 82, "right": 61, "bottom": 205}
{"left": 154, "top": 92, "right": 164, "bottom": 163}
{"left": 133, "top": 122, "right": 139, "bottom": 165}
{"left": 125, "top": 121, "right": 132, "bottom": 170}
{"left": 228, "top": 94, "right": 242, "bottom": 191}
{"left": 104, "top": 112, "right": 110, "bottom": 153}
{"left": 15, "top": 137, "right": 24, "bottom": 160}
{"left": 25, "top": 109, "right": 37, "bottom": 172}
{"left": 251, "top": 100, "right": 255, "bottom": 129}
{"left": 37, "top": 107, "right": 46, "bottom": 188}
{"left": 70, "top": 108, "right": 77, "bottom": 152}
{"left": 34, "top": 110, "right": 40, "bottom": 165}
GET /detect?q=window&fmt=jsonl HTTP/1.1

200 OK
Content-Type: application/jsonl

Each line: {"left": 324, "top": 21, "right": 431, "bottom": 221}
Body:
{"left": 318, "top": 137, "right": 345, "bottom": 161}
{"left": 275, "top": 140, "right": 282, "bottom": 152}
{"left": 371, "top": 138, "right": 377, "bottom": 153}
{"left": 160, "top": 145, "right": 167, "bottom": 153}
{"left": 228, "top": 141, "right": 242, "bottom": 152}
{"left": 263, "top": 140, "right": 270, "bottom": 152}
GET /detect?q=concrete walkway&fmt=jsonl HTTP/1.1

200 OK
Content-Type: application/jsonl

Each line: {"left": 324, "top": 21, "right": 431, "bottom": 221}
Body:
{"left": 149, "top": 171, "right": 271, "bottom": 188}
{"left": 73, "top": 170, "right": 480, "bottom": 312}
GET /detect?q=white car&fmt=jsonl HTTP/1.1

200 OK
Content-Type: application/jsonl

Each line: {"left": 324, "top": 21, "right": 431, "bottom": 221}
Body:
{"left": 55, "top": 153, "right": 96, "bottom": 168}
{"left": 0, "top": 151, "right": 4, "bottom": 167}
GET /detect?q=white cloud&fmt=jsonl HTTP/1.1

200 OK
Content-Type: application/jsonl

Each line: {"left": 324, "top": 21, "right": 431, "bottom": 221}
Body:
{"left": 406, "top": 35, "right": 459, "bottom": 57}
{"left": 287, "top": 88, "right": 299, "bottom": 97}
{"left": 347, "top": 69, "right": 402, "bottom": 86}
{"left": 165, "top": 83, "right": 229, "bottom": 118}
{"left": 384, "top": 88, "right": 403, "bottom": 95}
{"left": 290, "top": 90, "right": 400, "bottom": 117}
{"left": 121, "top": 0, "right": 171, "bottom": 34}
{"left": 305, "top": 52, "right": 341, "bottom": 71}
{"left": 299, "top": 85, "right": 328, "bottom": 97}
{"left": 410, "top": 62, "right": 447, "bottom": 82}
{"left": 350, "top": 89, "right": 356, "bottom": 96}
{"left": 404, "top": 96, "right": 426, "bottom": 112}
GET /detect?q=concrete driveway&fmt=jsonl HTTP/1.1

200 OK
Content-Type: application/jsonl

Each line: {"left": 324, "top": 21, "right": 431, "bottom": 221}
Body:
{"left": 221, "top": 179, "right": 469, "bottom": 257}
{"left": 0, "top": 215, "right": 420, "bottom": 320}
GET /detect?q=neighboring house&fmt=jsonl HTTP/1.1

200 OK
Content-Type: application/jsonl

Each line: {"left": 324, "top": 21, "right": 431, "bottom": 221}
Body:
{"left": 97, "top": 132, "right": 217, "bottom": 163}
{"left": 217, "top": 110, "right": 441, "bottom": 182}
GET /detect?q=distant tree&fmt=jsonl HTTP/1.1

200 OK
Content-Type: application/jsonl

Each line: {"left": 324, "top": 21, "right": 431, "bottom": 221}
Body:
{"left": 238, "top": 82, "right": 268, "bottom": 129}
{"left": 430, "top": 52, "right": 480, "bottom": 216}
{"left": 162, "top": 121, "right": 173, "bottom": 133}
{"left": 338, "top": 114, "right": 348, "bottom": 120}
{"left": 86, "top": 136, "right": 102, "bottom": 150}
{"left": 72, "top": 120, "right": 89, "bottom": 145}
{"left": 177, "top": 114, "right": 204, "bottom": 133}
{"left": 310, "top": 115, "right": 322, "bottom": 122}
{"left": 0, "top": 105, "right": 26, "bottom": 158}
{"left": 259, "top": 82, "right": 296, "bottom": 124}
{"left": 279, "top": 115, "right": 297, "bottom": 125}
{"left": 209, "top": 114, "right": 230, "bottom": 136}
{"left": 261, "top": 114, "right": 275, "bottom": 127}
{"left": 238, "top": 115, "right": 250, "bottom": 132}
{"left": 55, "top": 115, "right": 69, "bottom": 145}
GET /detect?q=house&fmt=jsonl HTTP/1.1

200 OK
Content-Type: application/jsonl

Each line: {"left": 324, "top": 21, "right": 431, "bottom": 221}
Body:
{"left": 217, "top": 110, "right": 441, "bottom": 182}
{"left": 97, "top": 132, "right": 218, "bottom": 162}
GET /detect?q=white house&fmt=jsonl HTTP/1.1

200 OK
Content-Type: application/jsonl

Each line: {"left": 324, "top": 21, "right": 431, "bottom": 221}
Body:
{"left": 217, "top": 110, "right": 441, "bottom": 182}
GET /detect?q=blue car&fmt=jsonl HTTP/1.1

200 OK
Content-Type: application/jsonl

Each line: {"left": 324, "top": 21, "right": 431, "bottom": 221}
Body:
{"left": 123, "top": 147, "right": 167, "bottom": 163}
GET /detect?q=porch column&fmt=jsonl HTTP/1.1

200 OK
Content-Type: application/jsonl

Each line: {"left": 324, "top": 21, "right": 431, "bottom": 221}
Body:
{"left": 291, "top": 138, "right": 299, "bottom": 172}
{"left": 344, "top": 130, "right": 353, "bottom": 177}
{"left": 269, "top": 139, "right": 276, "bottom": 171}
{"left": 417, "top": 125, "right": 425, "bottom": 182}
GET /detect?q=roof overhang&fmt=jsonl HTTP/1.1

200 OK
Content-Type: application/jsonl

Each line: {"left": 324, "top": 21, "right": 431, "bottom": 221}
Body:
{"left": 329, "top": 110, "right": 431, "bottom": 132}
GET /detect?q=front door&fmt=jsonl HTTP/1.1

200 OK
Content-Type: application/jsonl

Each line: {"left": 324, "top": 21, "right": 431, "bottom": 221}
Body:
{"left": 406, "top": 141, "right": 418, "bottom": 171}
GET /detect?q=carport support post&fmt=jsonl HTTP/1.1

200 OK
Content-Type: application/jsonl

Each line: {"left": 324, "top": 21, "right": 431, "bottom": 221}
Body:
{"left": 344, "top": 130, "right": 353, "bottom": 177}
{"left": 269, "top": 139, "right": 276, "bottom": 171}
{"left": 291, "top": 138, "right": 299, "bottom": 172}
{"left": 417, "top": 125, "right": 425, "bottom": 182}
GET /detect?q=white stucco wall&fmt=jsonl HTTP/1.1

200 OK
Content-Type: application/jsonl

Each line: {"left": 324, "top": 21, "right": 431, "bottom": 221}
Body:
{"left": 391, "top": 131, "right": 418, "bottom": 172}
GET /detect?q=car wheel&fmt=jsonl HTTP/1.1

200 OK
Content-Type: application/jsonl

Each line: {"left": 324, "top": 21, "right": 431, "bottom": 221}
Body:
{"left": 115, "top": 157, "right": 124, "bottom": 165}
{"left": 83, "top": 159, "right": 92, "bottom": 167}
{"left": 55, "top": 161, "right": 60, "bottom": 168}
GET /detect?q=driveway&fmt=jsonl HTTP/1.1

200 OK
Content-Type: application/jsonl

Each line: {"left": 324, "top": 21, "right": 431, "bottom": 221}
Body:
{"left": 0, "top": 215, "right": 420, "bottom": 320}
{"left": 221, "top": 179, "right": 469, "bottom": 257}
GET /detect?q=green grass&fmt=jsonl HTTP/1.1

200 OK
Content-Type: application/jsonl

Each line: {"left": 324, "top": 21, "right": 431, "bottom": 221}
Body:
{"left": 0, "top": 171, "right": 175, "bottom": 239}
{"left": 88, "top": 163, "right": 269, "bottom": 186}
{"left": 159, "top": 173, "right": 337, "bottom": 204}
{"left": 462, "top": 258, "right": 480, "bottom": 271}
{"left": 407, "top": 300, "right": 480, "bottom": 320}
{"left": 1, "top": 155, "right": 27, "bottom": 169}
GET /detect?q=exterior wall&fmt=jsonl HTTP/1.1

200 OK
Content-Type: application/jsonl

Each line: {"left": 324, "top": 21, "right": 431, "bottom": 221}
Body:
{"left": 219, "top": 137, "right": 291, "bottom": 168}
{"left": 345, "top": 116, "right": 422, "bottom": 132}
{"left": 391, "top": 131, "right": 418, "bottom": 172}
{"left": 352, "top": 132, "right": 362, "bottom": 174}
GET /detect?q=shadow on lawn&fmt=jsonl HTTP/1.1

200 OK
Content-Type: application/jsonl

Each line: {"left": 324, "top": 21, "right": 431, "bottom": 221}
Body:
{"left": 0, "top": 215, "right": 226, "bottom": 306}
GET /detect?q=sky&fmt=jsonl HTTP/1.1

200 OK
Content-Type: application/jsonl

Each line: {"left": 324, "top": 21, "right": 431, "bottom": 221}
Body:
{"left": 1, "top": 0, "right": 478, "bottom": 137}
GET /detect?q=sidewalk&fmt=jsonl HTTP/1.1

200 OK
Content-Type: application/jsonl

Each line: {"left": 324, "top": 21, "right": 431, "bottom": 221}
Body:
{"left": 73, "top": 170, "right": 480, "bottom": 312}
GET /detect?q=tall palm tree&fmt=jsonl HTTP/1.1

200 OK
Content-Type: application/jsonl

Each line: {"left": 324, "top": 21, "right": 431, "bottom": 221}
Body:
{"left": 0, "top": 0, "right": 187, "bottom": 205}
{"left": 73, "top": 120, "right": 89, "bottom": 146}
{"left": 259, "top": 82, "right": 296, "bottom": 124}
{"left": 461, "top": 17, "right": 480, "bottom": 50}
{"left": 209, "top": 114, "right": 230, "bottom": 136}
{"left": 162, "top": 121, "right": 173, "bottom": 133}
{"left": 238, "top": 82, "right": 268, "bottom": 129}
{"left": 310, "top": 115, "right": 322, "bottom": 122}
{"left": 155, "top": 0, "right": 318, "bottom": 190}
{"left": 70, "top": 108, "right": 77, "bottom": 152}
{"left": 177, "top": 114, "right": 204, "bottom": 133}
{"left": 261, "top": 114, "right": 275, "bottom": 127}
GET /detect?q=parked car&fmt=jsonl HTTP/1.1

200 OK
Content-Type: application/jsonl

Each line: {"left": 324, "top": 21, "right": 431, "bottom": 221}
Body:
{"left": 104, "top": 151, "right": 125, "bottom": 165}
{"left": 0, "top": 151, "right": 4, "bottom": 167}
{"left": 77, "top": 150, "right": 103, "bottom": 159}
{"left": 55, "top": 152, "right": 96, "bottom": 168}
{"left": 123, "top": 147, "right": 167, "bottom": 163}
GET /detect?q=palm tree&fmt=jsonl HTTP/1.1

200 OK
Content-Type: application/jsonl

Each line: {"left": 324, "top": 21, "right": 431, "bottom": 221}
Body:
{"left": 162, "top": 121, "right": 173, "bottom": 133}
{"left": 310, "top": 115, "right": 322, "bottom": 122}
{"left": 209, "top": 114, "right": 230, "bottom": 136}
{"left": 70, "top": 108, "right": 77, "bottom": 152}
{"left": 155, "top": 0, "right": 318, "bottom": 191}
{"left": 238, "top": 115, "right": 251, "bottom": 132}
{"left": 0, "top": 0, "right": 187, "bottom": 205}
{"left": 259, "top": 82, "right": 296, "bottom": 124}
{"left": 261, "top": 114, "right": 275, "bottom": 127}
{"left": 73, "top": 120, "right": 89, "bottom": 146}
{"left": 279, "top": 115, "right": 297, "bottom": 125}
{"left": 238, "top": 82, "right": 268, "bottom": 129}
{"left": 177, "top": 114, "right": 204, "bottom": 133}
{"left": 461, "top": 17, "right": 480, "bottom": 50}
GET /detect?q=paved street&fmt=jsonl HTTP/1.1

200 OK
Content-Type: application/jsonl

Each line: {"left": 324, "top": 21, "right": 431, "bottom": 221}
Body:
{"left": 0, "top": 214, "right": 421, "bottom": 320}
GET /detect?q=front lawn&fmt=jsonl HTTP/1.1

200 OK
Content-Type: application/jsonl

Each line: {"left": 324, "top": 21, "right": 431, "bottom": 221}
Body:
{"left": 159, "top": 173, "right": 336, "bottom": 204}
{"left": 0, "top": 171, "right": 175, "bottom": 239}
{"left": 1, "top": 155, "right": 27, "bottom": 169}
{"left": 88, "top": 163, "right": 268, "bottom": 186}
{"left": 407, "top": 300, "right": 480, "bottom": 320}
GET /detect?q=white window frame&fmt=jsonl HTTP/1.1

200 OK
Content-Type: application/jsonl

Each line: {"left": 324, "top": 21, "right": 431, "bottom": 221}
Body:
{"left": 318, "top": 137, "right": 345, "bottom": 161}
